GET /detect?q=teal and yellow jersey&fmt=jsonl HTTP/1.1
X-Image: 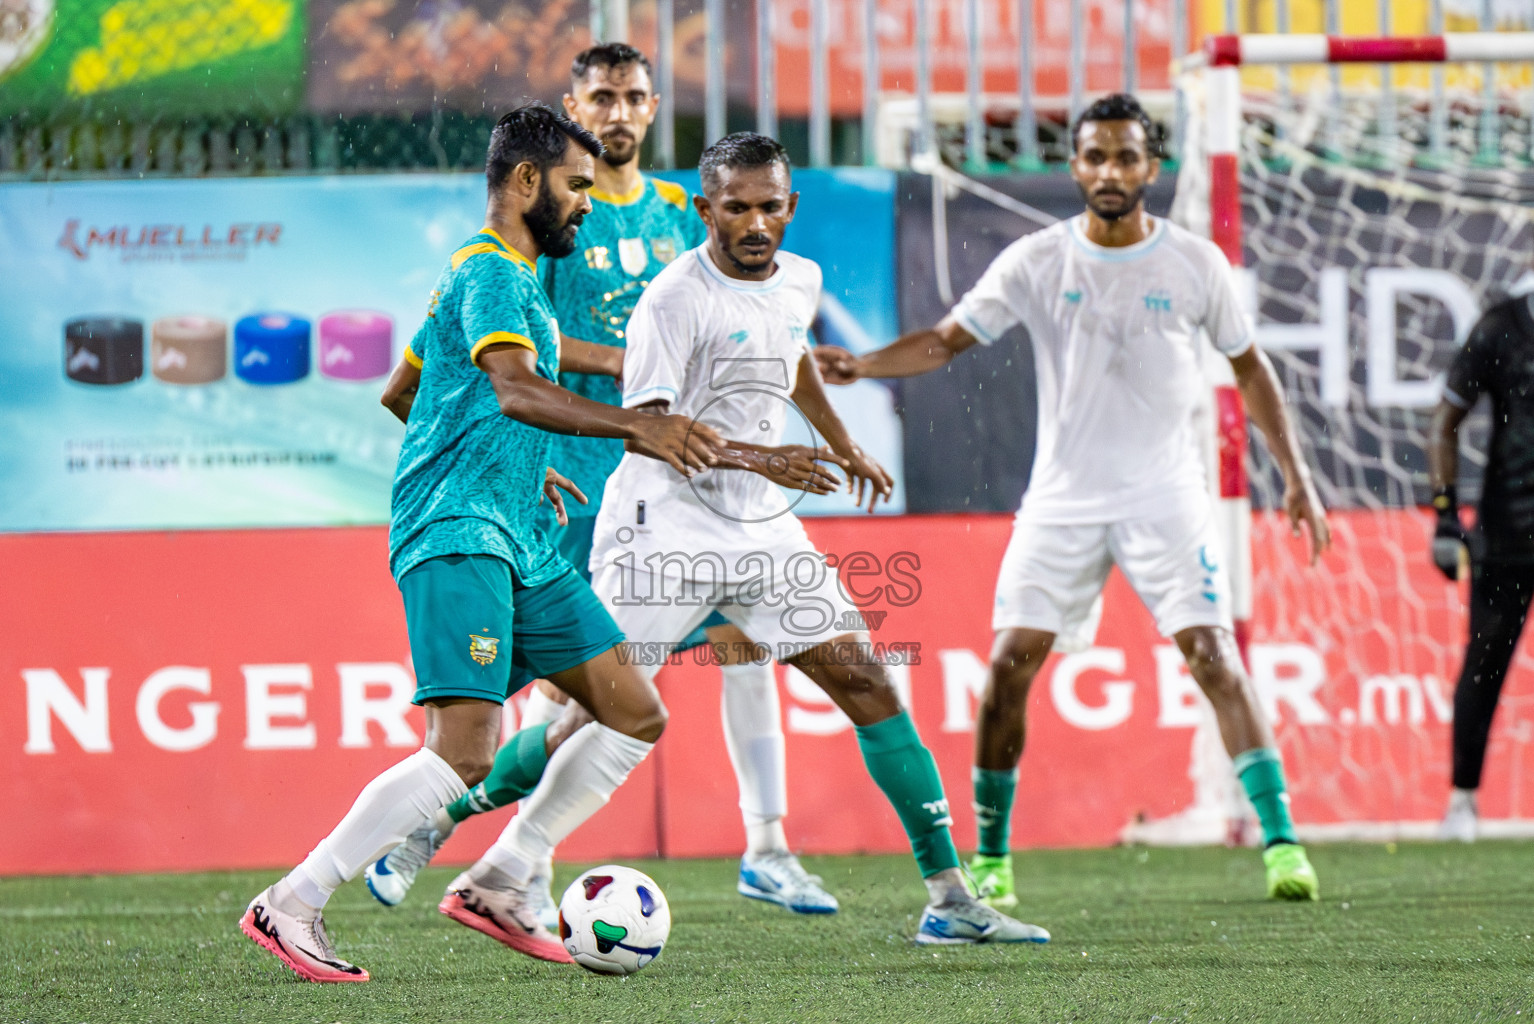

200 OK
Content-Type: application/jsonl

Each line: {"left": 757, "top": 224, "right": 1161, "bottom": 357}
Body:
{"left": 389, "top": 228, "right": 564, "bottom": 585}
{"left": 538, "top": 176, "right": 707, "bottom": 516}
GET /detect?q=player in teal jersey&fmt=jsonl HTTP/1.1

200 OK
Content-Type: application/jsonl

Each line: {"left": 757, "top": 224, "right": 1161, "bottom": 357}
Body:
{"left": 363, "top": 43, "right": 843, "bottom": 922}
{"left": 241, "top": 105, "right": 727, "bottom": 984}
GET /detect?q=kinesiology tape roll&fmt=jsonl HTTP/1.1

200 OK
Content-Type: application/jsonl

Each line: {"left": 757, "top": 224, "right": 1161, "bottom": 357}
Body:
{"left": 65, "top": 317, "right": 144, "bottom": 385}
{"left": 318, "top": 311, "right": 393, "bottom": 381}
{"left": 234, "top": 313, "right": 310, "bottom": 384}
{"left": 151, "top": 316, "right": 227, "bottom": 384}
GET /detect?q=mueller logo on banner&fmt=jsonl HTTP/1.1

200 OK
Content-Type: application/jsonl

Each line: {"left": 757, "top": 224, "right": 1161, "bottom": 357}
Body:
{"left": 57, "top": 219, "right": 283, "bottom": 263}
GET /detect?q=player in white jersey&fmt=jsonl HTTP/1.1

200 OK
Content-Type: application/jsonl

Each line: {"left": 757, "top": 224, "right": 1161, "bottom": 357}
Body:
{"left": 590, "top": 132, "right": 1050, "bottom": 945}
{"left": 818, "top": 95, "right": 1330, "bottom": 905}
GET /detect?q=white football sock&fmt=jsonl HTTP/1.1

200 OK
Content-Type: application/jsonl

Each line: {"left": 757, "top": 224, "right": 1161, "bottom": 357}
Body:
{"left": 277, "top": 747, "right": 467, "bottom": 914}
{"left": 923, "top": 867, "right": 970, "bottom": 906}
{"left": 474, "top": 723, "right": 653, "bottom": 887}
{"left": 720, "top": 662, "right": 789, "bottom": 855}
{"left": 520, "top": 685, "right": 567, "bottom": 729}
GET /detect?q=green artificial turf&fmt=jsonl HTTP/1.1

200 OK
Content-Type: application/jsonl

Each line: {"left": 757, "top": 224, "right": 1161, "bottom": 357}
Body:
{"left": 2, "top": 843, "right": 1532, "bottom": 1023}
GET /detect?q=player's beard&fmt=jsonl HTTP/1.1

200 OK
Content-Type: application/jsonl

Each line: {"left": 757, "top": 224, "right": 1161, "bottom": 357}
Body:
{"left": 527, "top": 179, "right": 583, "bottom": 259}
{"left": 601, "top": 128, "right": 638, "bottom": 167}
{"left": 724, "top": 232, "right": 777, "bottom": 275}
{"left": 1079, "top": 182, "right": 1144, "bottom": 221}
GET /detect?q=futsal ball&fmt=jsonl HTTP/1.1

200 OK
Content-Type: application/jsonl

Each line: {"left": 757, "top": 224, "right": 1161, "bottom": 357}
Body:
{"left": 558, "top": 865, "right": 671, "bottom": 975}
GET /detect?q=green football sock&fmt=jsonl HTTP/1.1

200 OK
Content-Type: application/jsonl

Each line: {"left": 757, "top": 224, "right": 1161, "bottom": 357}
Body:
{"left": 972, "top": 766, "right": 1018, "bottom": 857}
{"left": 445, "top": 723, "right": 551, "bottom": 823}
{"left": 1233, "top": 747, "right": 1298, "bottom": 847}
{"left": 854, "top": 711, "right": 960, "bottom": 878}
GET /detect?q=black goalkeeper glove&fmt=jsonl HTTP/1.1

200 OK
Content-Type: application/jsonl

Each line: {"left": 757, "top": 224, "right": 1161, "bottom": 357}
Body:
{"left": 1431, "top": 486, "right": 1467, "bottom": 581}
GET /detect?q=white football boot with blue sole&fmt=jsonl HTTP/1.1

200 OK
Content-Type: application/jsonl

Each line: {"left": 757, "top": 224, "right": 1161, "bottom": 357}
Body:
{"left": 916, "top": 897, "right": 1051, "bottom": 945}
{"left": 738, "top": 851, "right": 840, "bottom": 914}
{"left": 364, "top": 820, "right": 454, "bottom": 907}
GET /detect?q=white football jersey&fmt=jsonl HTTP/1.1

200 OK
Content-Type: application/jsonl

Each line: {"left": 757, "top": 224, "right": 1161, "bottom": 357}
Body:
{"left": 952, "top": 215, "right": 1253, "bottom": 523}
{"left": 591, "top": 245, "right": 823, "bottom": 580}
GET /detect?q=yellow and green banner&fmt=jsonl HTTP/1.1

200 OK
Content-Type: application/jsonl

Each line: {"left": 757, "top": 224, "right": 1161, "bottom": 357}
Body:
{"left": 0, "top": 0, "right": 303, "bottom": 115}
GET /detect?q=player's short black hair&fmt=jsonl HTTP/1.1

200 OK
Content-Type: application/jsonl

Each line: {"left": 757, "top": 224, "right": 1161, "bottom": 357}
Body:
{"left": 698, "top": 132, "right": 791, "bottom": 194}
{"left": 572, "top": 43, "right": 652, "bottom": 82}
{"left": 486, "top": 104, "right": 605, "bottom": 192}
{"left": 1071, "top": 93, "right": 1161, "bottom": 156}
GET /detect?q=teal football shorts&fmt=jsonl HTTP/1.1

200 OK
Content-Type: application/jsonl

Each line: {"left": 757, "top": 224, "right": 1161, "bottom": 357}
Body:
{"left": 400, "top": 553, "right": 625, "bottom": 705}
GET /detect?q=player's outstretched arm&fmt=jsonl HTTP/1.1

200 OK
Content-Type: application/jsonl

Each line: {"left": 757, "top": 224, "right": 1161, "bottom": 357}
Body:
{"left": 815, "top": 315, "right": 979, "bottom": 385}
{"left": 558, "top": 334, "right": 623, "bottom": 378}
{"left": 1229, "top": 345, "right": 1331, "bottom": 565}
{"left": 791, "top": 351, "right": 894, "bottom": 512}
{"left": 380, "top": 357, "right": 421, "bottom": 424}
{"left": 716, "top": 441, "right": 848, "bottom": 495}
{"left": 479, "top": 343, "right": 722, "bottom": 475}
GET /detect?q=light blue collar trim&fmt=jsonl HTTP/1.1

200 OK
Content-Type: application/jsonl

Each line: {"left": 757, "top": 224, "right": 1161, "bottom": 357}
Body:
{"left": 1068, "top": 215, "right": 1166, "bottom": 262}
{"left": 697, "top": 246, "right": 786, "bottom": 292}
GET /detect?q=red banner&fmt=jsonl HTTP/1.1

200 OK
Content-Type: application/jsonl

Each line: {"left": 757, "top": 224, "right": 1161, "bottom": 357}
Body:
{"left": 3, "top": 512, "right": 1531, "bottom": 876}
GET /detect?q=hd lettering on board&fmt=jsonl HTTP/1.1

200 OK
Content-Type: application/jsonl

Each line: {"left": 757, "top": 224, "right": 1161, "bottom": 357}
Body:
{"left": 19, "top": 662, "right": 420, "bottom": 754}
{"left": 1234, "top": 266, "right": 1481, "bottom": 409}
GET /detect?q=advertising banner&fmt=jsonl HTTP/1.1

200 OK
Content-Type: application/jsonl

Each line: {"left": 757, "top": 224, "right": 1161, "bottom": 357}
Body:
{"left": 2, "top": 512, "right": 1529, "bottom": 876}
{"left": 0, "top": 0, "right": 305, "bottom": 115}
{"left": 0, "top": 168, "right": 902, "bottom": 533}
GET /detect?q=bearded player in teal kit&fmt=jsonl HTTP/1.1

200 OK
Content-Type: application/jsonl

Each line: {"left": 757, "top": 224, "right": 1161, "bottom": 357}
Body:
{"left": 364, "top": 44, "right": 840, "bottom": 922}
{"left": 239, "top": 105, "right": 731, "bottom": 982}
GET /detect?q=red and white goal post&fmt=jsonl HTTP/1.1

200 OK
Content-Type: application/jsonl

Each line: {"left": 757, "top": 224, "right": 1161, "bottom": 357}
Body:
{"left": 1147, "top": 35, "right": 1534, "bottom": 843}
{"left": 1177, "top": 32, "right": 1534, "bottom": 661}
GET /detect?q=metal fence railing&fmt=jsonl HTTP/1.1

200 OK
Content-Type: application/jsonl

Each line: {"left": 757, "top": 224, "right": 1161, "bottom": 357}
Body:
{"left": 5, "top": 0, "right": 1534, "bottom": 180}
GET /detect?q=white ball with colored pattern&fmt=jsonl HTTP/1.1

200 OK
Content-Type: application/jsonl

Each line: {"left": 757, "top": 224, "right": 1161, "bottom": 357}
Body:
{"left": 558, "top": 864, "right": 671, "bottom": 975}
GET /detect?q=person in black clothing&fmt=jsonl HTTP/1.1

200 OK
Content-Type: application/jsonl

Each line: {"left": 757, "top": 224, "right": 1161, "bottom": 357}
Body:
{"left": 1430, "top": 293, "right": 1534, "bottom": 841}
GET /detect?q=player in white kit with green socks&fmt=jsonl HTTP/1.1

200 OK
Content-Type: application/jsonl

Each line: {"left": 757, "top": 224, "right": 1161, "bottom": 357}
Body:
{"left": 819, "top": 94, "right": 1329, "bottom": 906}
{"left": 590, "top": 131, "right": 1050, "bottom": 944}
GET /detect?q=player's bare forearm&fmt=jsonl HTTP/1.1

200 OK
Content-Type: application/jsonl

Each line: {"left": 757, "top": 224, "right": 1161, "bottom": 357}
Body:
{"left": 607, "top": 399, "right": 726, "bottom": 475}
{"left": 558, "top": 335, "right": 623, "bottom": 378}
{"left": 822, "top": 316, "right": 978, "bottom": 383}
{"left": 791, "top": 352, "right": 894, "bottom": 510}
{"left": 380, "top": 357, "right": 420, "bottom": 424}
{"left": 791, "top": 352, "right": 860, "bottom": 457}
{"left": 1429, "top": 399, "right": 1469, "bottom": 493}
{"left": 707, "top": 440, "right": 784, "bottom": 472}
{"left": 1230, "top": 346, "right": 1309, "bottom": 485}
{"left": 709, "top": 441, "right": 846, "bottom": 494}
{"left": 1230, "top": 345, "right": 1332, "bottom": 561}
{"left": 482, "top": 344, "right": 650, "bottom": 440}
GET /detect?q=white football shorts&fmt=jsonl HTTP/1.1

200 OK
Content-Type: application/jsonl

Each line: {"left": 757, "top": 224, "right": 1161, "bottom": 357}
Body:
{"left": 991, "top": 504, "right": 1233, "bottom": 652}
{"left": 590, "top": 554, "right": 866, "bottom": 678}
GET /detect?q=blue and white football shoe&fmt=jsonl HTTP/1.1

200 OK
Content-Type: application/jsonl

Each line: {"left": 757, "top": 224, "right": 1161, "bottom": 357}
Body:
{"left": 526, "top": 867, "right": 559, "bottom": 931}
{"left": 364, "top": 821, "right": 454, "bottom": 907}
{"left": 916, "top": 898, "right": 1051, "bottom": 945}
{"left": 738, "top": 851, "right": 840, "bottom": 914}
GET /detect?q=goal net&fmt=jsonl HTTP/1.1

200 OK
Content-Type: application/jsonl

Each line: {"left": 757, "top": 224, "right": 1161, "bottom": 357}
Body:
{"left": 1157, "top": 35, "right": 1534, "bottom": 841}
